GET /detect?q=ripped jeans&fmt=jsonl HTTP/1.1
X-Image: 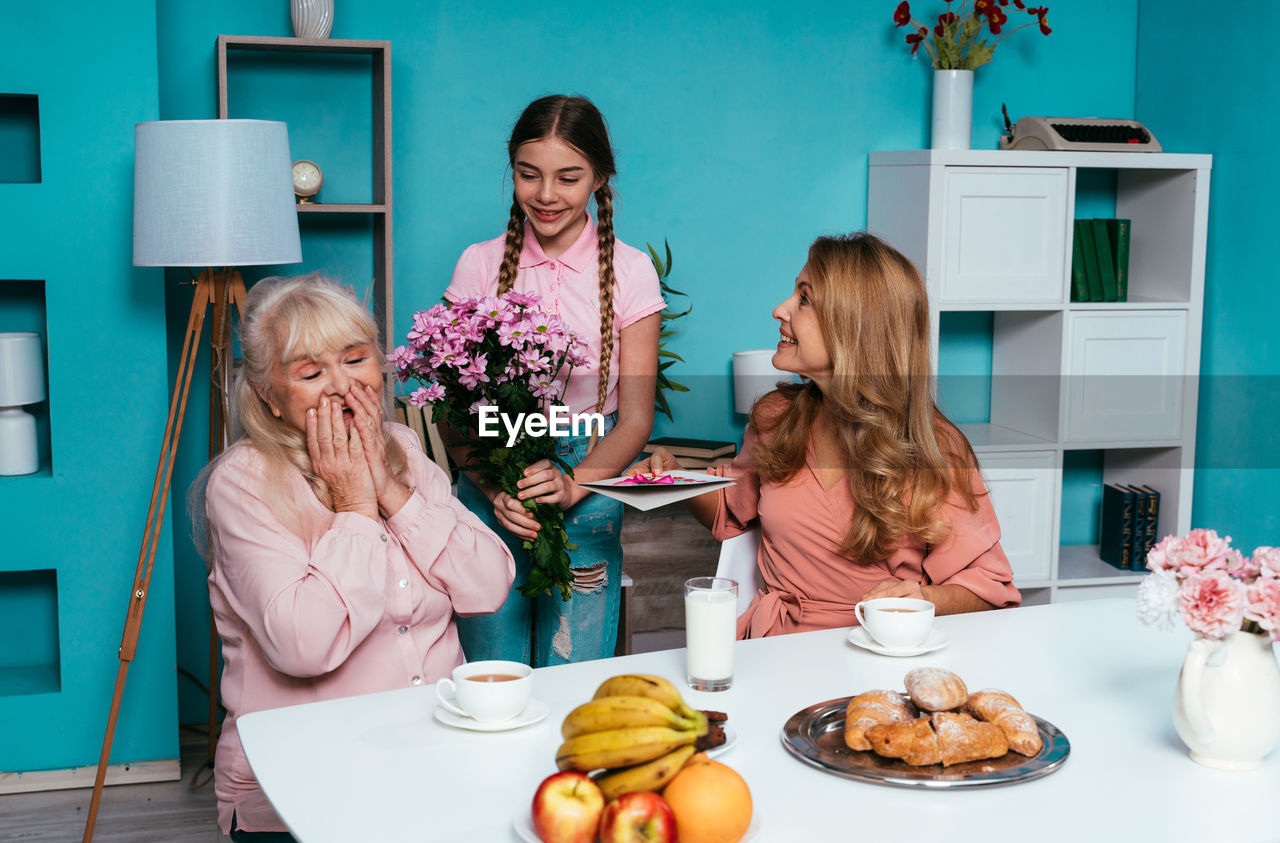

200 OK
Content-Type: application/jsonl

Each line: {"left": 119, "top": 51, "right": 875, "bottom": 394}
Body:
{"left": 454, "top": 415, "right": 623, "bottom": 667}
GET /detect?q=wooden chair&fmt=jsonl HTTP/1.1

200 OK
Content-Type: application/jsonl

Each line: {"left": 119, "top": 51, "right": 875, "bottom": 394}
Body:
{"left": 393, "top": 396, "right": 451, "bottom": 478}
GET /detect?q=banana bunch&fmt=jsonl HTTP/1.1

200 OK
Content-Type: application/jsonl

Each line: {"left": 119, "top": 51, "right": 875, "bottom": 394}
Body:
{"left": 555, "top": 674, "right": 709, "bottom": 801}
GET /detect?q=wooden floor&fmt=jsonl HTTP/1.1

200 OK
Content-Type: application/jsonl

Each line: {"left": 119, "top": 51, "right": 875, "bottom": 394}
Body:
{"left": 0, "top": 727, "right": 221, "bottom": 842}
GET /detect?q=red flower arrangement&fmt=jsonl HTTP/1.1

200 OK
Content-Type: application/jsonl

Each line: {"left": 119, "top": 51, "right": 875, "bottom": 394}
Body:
{"left": 894, "top": 0, "right": 1050, "bottom": 70}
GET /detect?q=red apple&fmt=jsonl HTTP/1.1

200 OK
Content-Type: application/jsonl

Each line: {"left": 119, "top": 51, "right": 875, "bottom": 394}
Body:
{"left": 598, "top": 791, "right": 678, "bottom": 843}
{"left": 531, "top": 771, "right": 605, "bottom": 843}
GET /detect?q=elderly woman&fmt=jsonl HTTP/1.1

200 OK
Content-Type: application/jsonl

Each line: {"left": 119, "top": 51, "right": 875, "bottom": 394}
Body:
{"left": 634, "top": 233, "right": 1020, "bottom": 638}
{"left": 199, "top": 274, "right": 514, "bottom": 841}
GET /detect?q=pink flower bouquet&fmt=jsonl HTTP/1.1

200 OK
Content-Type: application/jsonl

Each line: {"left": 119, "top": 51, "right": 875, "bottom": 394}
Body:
{"left": 1137, "top": 529, "right": 1280, "bottom": 640}
{"left": 392, "top": 292, "right": 588, "bottom": 600}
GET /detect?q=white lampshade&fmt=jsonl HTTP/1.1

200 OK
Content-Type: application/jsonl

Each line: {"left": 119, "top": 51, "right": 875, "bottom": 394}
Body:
{"left": 732, "top": 349, "right": 794, "bottom": 415}
{"left": 0, "top": 332, "right": 45, "bottom": 406}
{"left": 133, "top": 119, "right": 302, "bottom": 267}
{"left": 0, "top": 332, "right": 45, "bottom": 475}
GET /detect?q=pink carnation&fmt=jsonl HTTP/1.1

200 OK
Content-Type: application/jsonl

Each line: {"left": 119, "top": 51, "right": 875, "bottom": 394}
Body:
{"left": 1252, "top": 546, "right": 1280, "bottom": 579}
{"left": 1147, "top": 528, "right": 1240, "bottom": 577}
{"left": 1244, "top": 576, "right": 1280, "bottom": 639}
{"left": 1178, "top": 569, "right": 1245, "bottom": 639}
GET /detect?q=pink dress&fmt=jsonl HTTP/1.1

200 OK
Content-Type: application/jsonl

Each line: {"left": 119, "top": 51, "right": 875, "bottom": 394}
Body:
{"left": 713, "top": 426, "right": 1021, "bottom": 638}
{"left": 205, "top": 425, "right": 514, "bottom": 834}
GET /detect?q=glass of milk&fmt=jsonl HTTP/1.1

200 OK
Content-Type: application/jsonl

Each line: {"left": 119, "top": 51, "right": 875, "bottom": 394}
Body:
{"left": 684, "top": 577, "right": 738, "bottom": 691}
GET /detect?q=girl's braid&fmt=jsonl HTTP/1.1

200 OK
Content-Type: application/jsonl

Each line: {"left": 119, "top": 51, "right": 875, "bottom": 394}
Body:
{"left": 496, "top": 198, "right": 525, "bottom": 295}
{"left": 592, "top": 186, "right": 617, "bottom": 450}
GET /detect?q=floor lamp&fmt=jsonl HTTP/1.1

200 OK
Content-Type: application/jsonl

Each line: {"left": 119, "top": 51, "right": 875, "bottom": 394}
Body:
{"left": 84, "top": 119, "right": 301, "bottom": 841}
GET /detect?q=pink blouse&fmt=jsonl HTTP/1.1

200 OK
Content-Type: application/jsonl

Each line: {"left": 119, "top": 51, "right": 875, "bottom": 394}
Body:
{"left": 205, "top": 425, "right": 514, "bottom": 834}
{"left": 445, "top": 216, "right": 665, "bottom": 415}
{"left": 713, "top": 425, "right": 1021, "bottom": 638}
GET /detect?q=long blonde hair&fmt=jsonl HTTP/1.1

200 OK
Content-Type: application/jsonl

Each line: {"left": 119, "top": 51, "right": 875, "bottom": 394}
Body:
{"left": 752, "top": 233, "right": 979, "bottom": 562}
{"left": 194, "top": 273, "right": 407, "bottom": 551}
{"left": 495, "top": 95, "right": 618, "bottom": 420}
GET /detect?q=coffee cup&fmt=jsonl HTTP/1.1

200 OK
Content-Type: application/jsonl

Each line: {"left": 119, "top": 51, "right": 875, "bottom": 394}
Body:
{"left": 434, "top": 660, "right": 533, "bottom": 723}
{"left": 854, "top": 597, "right": 935, "bottom": 650}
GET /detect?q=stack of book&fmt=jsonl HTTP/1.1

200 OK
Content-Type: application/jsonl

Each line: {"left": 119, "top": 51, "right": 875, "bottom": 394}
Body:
{"left": 1071, "top": 218, "right": 1131, "bottom": 303}
{"left": 1098, "top": 482, "right": 1161, "bottom": 570}
{"left": 641, "top": 437, "right": 737, "bottom": 470}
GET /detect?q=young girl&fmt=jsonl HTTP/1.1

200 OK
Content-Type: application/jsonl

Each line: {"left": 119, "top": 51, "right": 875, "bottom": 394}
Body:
{"left": 635, "top": 232, "right": 1020, "bottom": 637}
{"left": 445, "top": 95, "right": 663, "bottom": 665}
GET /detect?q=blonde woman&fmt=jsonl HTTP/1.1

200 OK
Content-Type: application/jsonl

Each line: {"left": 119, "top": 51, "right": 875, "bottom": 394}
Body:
{"left": 198, "top": 274, "right": 513, "bottom": 839}
{"left": 635, "top": 233, "right": 1020, "bottom": 637}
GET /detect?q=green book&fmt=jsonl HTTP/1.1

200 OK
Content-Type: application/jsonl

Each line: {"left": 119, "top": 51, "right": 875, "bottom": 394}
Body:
{"left": 1110, "top": 218, "right": 1131, "bottom": 302}
{"left": 1126, "top": 484, "right": 1149, "bottom": 570}
{"left": 1076, "top": 220, "right": 1104, "bottom": 302}
{"left": 1070, "top": 229, "right": 1089, "bottom": 302}
{"left": 1099, "top": 483, "right": 1135, "bottom": 569}
{"left": 1092, "top": 218, "right": 1118, "bottom": 302}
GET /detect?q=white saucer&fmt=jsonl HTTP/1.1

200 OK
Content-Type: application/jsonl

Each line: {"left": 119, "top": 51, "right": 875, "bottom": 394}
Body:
{"left": 433, "top": 699, "right": 549, "bottom": 732}
{"left": 707, "top": 724, "right": 737, "bottom": 759}
{"left": 847, "top": 627, "right": 950, "bottom": 657}
{"left": 515, "top": 809, "right": 760, "bottom": 842}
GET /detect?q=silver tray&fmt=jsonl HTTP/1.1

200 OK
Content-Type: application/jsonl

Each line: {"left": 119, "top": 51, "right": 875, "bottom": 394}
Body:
{"left": 780, "top": 696, "right": 1070, "bottom": 789}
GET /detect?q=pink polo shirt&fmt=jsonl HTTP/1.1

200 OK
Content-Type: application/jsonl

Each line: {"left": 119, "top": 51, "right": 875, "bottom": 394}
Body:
{"left": 445, "top": 216, "right": 665, "bottom": 416}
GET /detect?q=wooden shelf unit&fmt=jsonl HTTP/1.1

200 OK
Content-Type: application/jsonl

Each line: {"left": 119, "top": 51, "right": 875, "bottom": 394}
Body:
{"left": 215, "top": 35, "right": 394, "bottom": 350}
{"left": 869, "top": 149, "right": 1211, "bottom": 602}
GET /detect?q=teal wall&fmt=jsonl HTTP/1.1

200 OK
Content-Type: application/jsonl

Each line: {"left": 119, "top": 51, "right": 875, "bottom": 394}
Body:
{"left": 1136, "top": 4, "right": 1280, "bottom": 549}
{"left": 1, "top": 3, "right": 177, "bottom": 771}
{"left": 154, "top": 0, "right": 1142, "bottom": 724}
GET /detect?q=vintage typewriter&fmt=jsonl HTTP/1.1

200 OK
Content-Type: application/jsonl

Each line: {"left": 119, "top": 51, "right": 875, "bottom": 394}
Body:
{"left": 999, "top": 111, "right": 1161, "bottom": 152}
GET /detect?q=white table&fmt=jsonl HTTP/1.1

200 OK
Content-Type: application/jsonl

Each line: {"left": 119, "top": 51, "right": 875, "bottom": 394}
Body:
{"left": 237, "top": 599, "right": 1279, "bottom": 842}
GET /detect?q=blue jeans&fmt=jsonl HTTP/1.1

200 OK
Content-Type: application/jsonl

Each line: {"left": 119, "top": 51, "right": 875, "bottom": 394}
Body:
{"left": 455, "top": 416, "right": 623, "bottom": 667}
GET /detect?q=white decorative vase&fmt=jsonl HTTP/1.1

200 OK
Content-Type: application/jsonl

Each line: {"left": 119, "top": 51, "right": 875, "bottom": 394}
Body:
{"left": 291, "top": 0, "right": 333, "bottom": 39}
{"left": 1172, "top": 630, "right": 1280, "bottom": 770}
{"left": 931, "top": 69, "right": 973, "bottom": 150}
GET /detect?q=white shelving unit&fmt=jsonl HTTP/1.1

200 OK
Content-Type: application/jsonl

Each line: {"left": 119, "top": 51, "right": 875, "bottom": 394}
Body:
{"left": 868, "top": 150, "right": 1211, "bottom": 603}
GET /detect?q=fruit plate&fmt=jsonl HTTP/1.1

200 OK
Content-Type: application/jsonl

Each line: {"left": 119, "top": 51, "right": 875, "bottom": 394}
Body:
{"left": 780, "top": 696, "right": 1070, "bottom": 789}
{"left": 514, "top": 810, "right": 761, "bottom": 842}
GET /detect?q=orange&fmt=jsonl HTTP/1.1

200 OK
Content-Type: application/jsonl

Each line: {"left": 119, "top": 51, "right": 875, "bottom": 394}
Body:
{"left": 662, "top": 752, "right": 753, "bottom": 843}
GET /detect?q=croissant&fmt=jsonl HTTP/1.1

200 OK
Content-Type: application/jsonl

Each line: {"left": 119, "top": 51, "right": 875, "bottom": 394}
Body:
{"left": 964, "top": 689, "right": 1043, "bottom": 756}
{"left": 866, "top": 712, "right": 1008, "bottom": 767}
{"left": 844, "top": 690, "right": 917, "bottom": 751}
{"left": 865, "top": 715, "right": 940, "bottom": 765}
{"left": 904, "top": 667, "right": 968, "bottom": 712}
{"left": 930, "top": 711, "right": 1008, "bottom": 766}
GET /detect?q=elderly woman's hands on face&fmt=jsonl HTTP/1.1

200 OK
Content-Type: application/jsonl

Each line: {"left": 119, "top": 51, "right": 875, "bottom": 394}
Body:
{"left": 347, "top": 384, "right": 411, "bottom": 518}
{"left": 307, "top": 396, "right": 378, "bottom": 520}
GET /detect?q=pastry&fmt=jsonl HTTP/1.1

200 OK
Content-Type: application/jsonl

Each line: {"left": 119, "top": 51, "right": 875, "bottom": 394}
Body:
{"left": 865, "top": 715, "right": 940, "bottom": 766}
{"left": 843, "top": 690, "right": 917, "bottom": 751}
{"left": 865, "top": 712, "right": 1009, "bottom": 767}
{"left": 930, "top": 711, "right": 1009, "bottom": 766}
{"left": 964, "top": 689, "right": 1043, "bottom": 756}
{"left": 904, "top": 667, "right": 968, "bottom": 712}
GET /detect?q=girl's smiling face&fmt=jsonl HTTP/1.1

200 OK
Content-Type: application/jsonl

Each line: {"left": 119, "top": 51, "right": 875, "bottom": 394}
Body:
{"left": 263, "top": 342, "right": 383, "bottom": 432}
{"left": 772, "top": 263, "right": 833, "bottom": 387}
{"left": 512, "top": 136, "right": 604, "bottom": 259}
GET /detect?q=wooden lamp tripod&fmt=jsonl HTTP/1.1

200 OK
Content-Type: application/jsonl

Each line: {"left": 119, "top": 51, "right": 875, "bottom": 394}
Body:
{"left": 84, "top": 120, "right": 301, "bottom": 842}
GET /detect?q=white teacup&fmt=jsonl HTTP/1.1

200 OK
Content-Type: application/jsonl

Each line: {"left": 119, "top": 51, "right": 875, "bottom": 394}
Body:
{"left": 434, "top": 660, "right": 533, "bottom": 723}
{"left": 854, "top": 597, "right": 935, "bottom": 650}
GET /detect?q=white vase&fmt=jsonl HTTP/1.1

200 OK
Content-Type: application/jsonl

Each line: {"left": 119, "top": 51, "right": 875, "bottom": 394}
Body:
{"left": 931, "top": 69, "right": 973, "bottom": 150}
{"left": 291, "top": 0, "right": 333, "bottom": 39}
{"left": 1172, "top": 630, "right": 1280, "bottom": 770}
